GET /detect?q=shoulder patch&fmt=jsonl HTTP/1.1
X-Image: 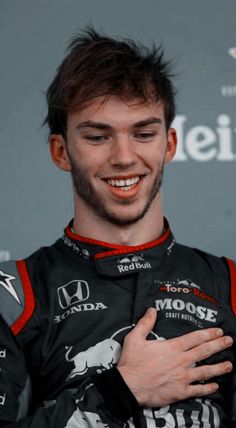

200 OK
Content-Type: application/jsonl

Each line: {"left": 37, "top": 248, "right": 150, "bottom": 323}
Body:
{"left": 225, "top": 258, "right": 236, "bottom": 316}
{"left": 0, "top": 260, "right": 35, "bottom": 335}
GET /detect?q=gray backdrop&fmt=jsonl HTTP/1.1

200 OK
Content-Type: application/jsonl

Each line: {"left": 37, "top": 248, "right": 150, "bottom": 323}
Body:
{"left": 0, "top": 0, "right": 235, "bottom": 261}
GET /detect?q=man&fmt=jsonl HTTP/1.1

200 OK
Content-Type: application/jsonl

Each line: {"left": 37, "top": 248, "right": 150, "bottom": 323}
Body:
{"left": 0, "top": 28, "right": 235, "bottom": 427}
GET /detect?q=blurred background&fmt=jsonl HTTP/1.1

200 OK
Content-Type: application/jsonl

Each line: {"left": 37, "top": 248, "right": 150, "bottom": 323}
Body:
{"left": 0, "top": 0, "right": 235, "bottom": 260}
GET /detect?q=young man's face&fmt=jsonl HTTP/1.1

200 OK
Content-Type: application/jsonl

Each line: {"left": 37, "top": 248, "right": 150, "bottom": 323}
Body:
{"left": 51, "top": 96, "right": 177, "bottom": 226}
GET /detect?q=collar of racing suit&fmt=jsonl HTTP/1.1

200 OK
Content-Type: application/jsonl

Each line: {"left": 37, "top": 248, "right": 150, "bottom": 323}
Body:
{"left": 61, "top": 218, "right": 176, "bottom": 277}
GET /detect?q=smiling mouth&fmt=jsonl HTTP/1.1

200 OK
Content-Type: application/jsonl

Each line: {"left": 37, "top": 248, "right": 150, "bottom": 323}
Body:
{"left": 106, "top": 176, "right": 142, "bottom": 191}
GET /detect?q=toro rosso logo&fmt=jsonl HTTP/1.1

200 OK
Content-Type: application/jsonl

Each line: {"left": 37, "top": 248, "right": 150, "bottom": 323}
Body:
{"left": 58, "top": 280, "right": 89, "bottom": 309}
{"left": 177, "top": 279, "right": 200, "bottom": 289}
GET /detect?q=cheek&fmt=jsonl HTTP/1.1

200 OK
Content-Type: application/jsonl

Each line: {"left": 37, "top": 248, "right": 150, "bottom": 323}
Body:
{"left": 143, "top": 151, "right": 166, "bottom": 169}
{"left": 73, "top": 156, "right": 103, "bottom": 179}
{"left": 139, "top": 140, "right": 167, "bottom": 161}
{"left": 67, "top": 146, "right": 91, "bottom": 170}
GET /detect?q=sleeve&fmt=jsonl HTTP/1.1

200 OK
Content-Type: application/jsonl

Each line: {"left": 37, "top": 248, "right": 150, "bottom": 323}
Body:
{"left": 0, "top": 314, "right": 139, "bottom": 428}
{"left": 0, "top": 260, "right": 139, "bottom": 427}
{"left": 229, "top": 369, "right": 236, "bottom": 428}
{"left": 225, "top": 258, "right": 236, "bottom": 427}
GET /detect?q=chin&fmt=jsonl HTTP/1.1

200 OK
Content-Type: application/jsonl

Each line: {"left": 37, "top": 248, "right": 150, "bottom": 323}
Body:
{"left": 100, "top": 206, "right": 149, "bottom": 226}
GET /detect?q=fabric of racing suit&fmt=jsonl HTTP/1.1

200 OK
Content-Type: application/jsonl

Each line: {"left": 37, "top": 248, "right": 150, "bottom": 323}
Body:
{"left": 0, "top": 220, "right": 236, "bottom": 427}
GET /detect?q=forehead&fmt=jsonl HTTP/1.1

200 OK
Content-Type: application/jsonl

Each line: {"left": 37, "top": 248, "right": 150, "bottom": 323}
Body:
{"left": 68, "top": 96, "right": 165, "bottom": 128}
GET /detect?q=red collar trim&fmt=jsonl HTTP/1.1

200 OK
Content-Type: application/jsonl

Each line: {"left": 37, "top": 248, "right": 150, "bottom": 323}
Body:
{"left": 66, "top": 225, "right": 129, "bottom": 249}
{"left": 226, "top": 258, "right": 236, "bottom": 315}
{"left": 65, "top": 220, "right": 171, "bottom": 259}
{"left": 95, "top": 228, "right": 171, "bottom": 259}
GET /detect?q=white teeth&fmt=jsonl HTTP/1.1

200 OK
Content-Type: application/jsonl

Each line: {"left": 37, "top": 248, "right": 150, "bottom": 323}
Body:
{"left": 107, "top": 176, "right": 140, "bottom": 188}
{"left": 121, "top": 185, "right": 133, "bottom": 191}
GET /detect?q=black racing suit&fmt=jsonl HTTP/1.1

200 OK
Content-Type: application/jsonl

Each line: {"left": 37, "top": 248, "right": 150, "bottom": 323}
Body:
{"left": 0, "top": 220, "right": 235, "bottom": 427}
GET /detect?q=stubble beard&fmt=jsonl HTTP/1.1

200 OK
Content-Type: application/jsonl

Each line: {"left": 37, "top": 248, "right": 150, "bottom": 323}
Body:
{"left": 70, "top": 159, "right": 164, "bottom": 226}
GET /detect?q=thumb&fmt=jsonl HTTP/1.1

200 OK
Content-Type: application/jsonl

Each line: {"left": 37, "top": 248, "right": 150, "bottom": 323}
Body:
{"left": 133, "top": 307, "right": 157, "bottom": 339}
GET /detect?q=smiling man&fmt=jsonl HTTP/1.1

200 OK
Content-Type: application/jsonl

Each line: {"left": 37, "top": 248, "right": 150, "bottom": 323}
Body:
{"left": 0, "top": 28, "right": 235, "bottom": 428}
{"left": 51, "top": 96, "right": 176, "bottom": 243}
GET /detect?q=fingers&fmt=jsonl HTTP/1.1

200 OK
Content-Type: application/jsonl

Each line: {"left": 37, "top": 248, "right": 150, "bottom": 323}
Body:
{"left": 188, "top": 335, "right": 233, "bottom": 363}
{"left": 182, "top": 360, "right": 233, "bottom": 400}
{"left": 131, "top": 307, "right": 157, "bottom": 339}
{"left": 187, "top": 382, "right": 220, "bottom": 398}
{"left": 190, "top": 360, "right": 233, "bottom": 384}
{"left": 170, "top": 327, "right": 226, "bottom": 352}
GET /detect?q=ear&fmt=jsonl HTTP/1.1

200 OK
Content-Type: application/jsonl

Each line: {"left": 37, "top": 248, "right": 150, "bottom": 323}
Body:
{"left": 49, "top": 134, "right": 71, "bottom": 171}
{"left": 164, "top": 128, "right": 178, "bottom": 164}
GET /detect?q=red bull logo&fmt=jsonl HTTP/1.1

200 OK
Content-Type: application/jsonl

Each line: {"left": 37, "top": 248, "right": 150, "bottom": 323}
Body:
{"left": 65, "top": 339, "right": 122, "bottom": 378}
{"left": 117, "top": 254, "right": 151, "bottom": 273}
{"left": 65, "top": 326, "right": 164, "bottom": 380}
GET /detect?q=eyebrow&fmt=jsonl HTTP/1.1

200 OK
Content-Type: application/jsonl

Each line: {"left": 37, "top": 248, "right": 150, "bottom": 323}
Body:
{"left": 76, "top": 117, "right": 162, "bottom": 131}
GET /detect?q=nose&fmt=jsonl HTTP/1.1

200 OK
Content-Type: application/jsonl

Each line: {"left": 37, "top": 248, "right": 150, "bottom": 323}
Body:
{"left": 109, "top": 136, "right": 137, "bottom": 168}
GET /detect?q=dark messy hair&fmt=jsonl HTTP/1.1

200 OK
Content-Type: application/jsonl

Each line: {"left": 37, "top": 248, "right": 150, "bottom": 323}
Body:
{"left": 44, "top": 27, "right": 176, "bottom": 137}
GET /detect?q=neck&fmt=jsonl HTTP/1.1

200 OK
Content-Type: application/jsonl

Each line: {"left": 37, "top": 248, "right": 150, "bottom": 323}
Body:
{"left": 72, "top": 195, "right": 165, "bottom": 246}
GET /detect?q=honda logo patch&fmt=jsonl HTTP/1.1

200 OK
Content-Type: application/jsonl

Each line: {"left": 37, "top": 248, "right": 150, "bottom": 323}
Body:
{"left": 58, "top": 280, "right": 89, "bottom": 309}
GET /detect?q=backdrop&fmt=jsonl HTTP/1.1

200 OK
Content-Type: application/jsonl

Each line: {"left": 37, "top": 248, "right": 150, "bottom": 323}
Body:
{"left": 0, "top": 0, "right": 235, "bottom": 261}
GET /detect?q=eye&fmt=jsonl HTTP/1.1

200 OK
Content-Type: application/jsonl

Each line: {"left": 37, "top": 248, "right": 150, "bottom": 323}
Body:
{"left": 84, "top": 135, "right": 108, "bottom": 143}
{"left": 134, "top": 132, "right": 156, "bottom": 141}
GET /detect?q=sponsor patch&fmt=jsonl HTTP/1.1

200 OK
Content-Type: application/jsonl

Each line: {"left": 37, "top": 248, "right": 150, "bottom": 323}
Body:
{"left": 55, "top": 280, "right": 107, "bottom": 323}
{"left": 54, "top": 302, "right": 107, "bottom": 324}
{"left": 143, "top": 398, "right": 220, "bottom": 428}
{"left": 62, "top": 235, "right": 90, "bottom": 259}
{"left": 157, "top": 278, "right": 219, "bottom": 306}
{"left": 65, "top": 338, "right": 122, "bottom": 378}
{"left": 117, "top": 253, "right": 151, "bottom": 273}
{"left": 0, "top": 349, "right": 6, "bottom": 359}
{"left": 65, "top": 409, "right": 109, "bottom": 428}
{"left": 65, "top": 326, "right": 164, "bottom": 379}
{"left": 0, "top": 270, "right": 21, "bottom": 304}
{"left": 0, "top": 393, "right": 6, "bottom": 406}
{"left": 155, "top": 297, "right": 218, "bottom": 328}
{"left": 166, "top": 238, "right": 175, "bottom": 255}
{"left": 58, "top": 280, "right": 90, "bottom": 309}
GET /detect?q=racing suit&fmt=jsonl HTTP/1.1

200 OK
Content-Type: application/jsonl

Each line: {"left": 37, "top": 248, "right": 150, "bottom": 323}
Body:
{"left": 0, "top": 219, "right": 235, "bottom": 427}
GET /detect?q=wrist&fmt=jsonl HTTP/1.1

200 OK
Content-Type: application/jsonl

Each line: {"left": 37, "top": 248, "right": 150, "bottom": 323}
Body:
{"left": 117, "top": 366, "right": 146, "bottom": 406}
{"left": 94, "top": 367, "right": 139, "bottom": 421}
